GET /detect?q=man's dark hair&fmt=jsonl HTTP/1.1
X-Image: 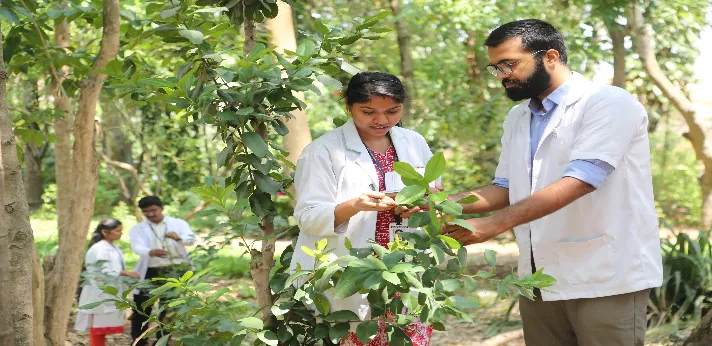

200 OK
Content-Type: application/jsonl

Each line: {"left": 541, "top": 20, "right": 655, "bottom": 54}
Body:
{"left": 484, "top": 19, "right": 568, "bottom": 65}
{"left": 138, "top": 196, "right": 163, "bottom": 209}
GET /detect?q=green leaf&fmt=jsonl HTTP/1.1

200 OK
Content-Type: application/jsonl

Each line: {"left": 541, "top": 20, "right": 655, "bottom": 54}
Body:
{"left": 329, "top": 322, "right": 350, "bottom": 342}
{"left": 78, "top": 299, "right": 114, "bottom": 310}
{"left": 257, "top": 330, "right": 279, "bottom": 346}
{"left": 437, "top": 235, "right": 461, "bottom": 250}
{"left": 254, "top": 173, "right": 282, "bottom": 194}
{"left": 457, "top": 195, "right": 479, "bottom": 204}
{"left": 155, "top": 334, "right": 171, "bottom": 346}
{"left": 344, "top": 237, "right": 352, "bottom": 250}
{"left": 242, "top": 132, "right": 269, "bottom": 157}
{"left": 382, "top": 272, "right": 401, "bottom": 285}
{"left": 314, "top": 265, "right": 341, "bottom": 291}
{"left": 449, "top": 296, "right": 479, "bottom": 309}
{"left": 313, "top": 293, "right": 331, "bottom": 316}
{"left": 317, "top": 74, "right": 342, "bottom": 89}
{"left": 333, "top": 117, "right": 347, "bottom": 127}
{"left": 271, "top": 119, "right": 289, "bottom": 136}
{"left": 217, "top": 89, "right": 235, "bottom": 102}
{"left": 436, "top": 279, "right": 462, "bottom": 292}
{"left": 179, "top": 29, "right": 204, "bottom": 44}
{"left": 296, "top": 38, "right": 316, "bottom": 57}
{"left": 334, "top": 268, "right": 371, "bottom": 299}
{"left": 390, "top": 263, "right": 425, "bottom": 274}
{"left": 180, "top": 271, "right": 193, "bottom": 282}
{"left": 447, "top": 219, "right": 476, "bottom": 233}
{"left": 396, "top": 185, "right": 427, "bottom": 205}
{"left": 105, "top": 60, "right": 123, "bottom": 77}
{"left": 388, "top": 324, "right": 414, "bottom": 346}
{"left": 101, "top": 285, "right": 118, "bottom": 296}
{"left": 435, "top": 201, "right": 463, "bottom": 216}
{"left": 0, "top": 8, "right": 20, "bottom": 24}
{"left": 429, "top": 192, "right": 448, "bottom": 204}
{"left": 382, "top": 251, "right": 406, "bottom": 269}
{"left": 362, "top": 271, "right": 383, "bottom": 289}
{"left": 365, "top": 10, "right": 392, "bottom": 23}
{"left": 351, "top": 257, "right": 387, "bottom": 271}
{"left": 316, "top": 238, "right": 328, "bottom": 251}
{"left": 393, "top": 162, "right": 423, "bottom": 181}
{"left": 324, "top": 309, "right": 360, "bottom": 322}
{"left": 160, "top": 7, "right": 180, "bottom": 19}
{"left": 424, "top": 153, "right": 445, "bottom": 183}
{"left": 485, "top": 249, "right": 497, "bottom": 268}
{"left": 301, "top": 246, "right": 315, "bottom": 257}
{"left": 315, "top": 21, "right": 330, "bottom": 36}
{"left": 356, "top": 321, "right": 379, "bottom": 343}
{"left": 407, "top": 212, "right": 431, "bottom": 228}
{"left": 195, "top": 7, "right": 228, "bottom": 13}
{"left": 285, "top": 270, "right": 310, "bottom": 287}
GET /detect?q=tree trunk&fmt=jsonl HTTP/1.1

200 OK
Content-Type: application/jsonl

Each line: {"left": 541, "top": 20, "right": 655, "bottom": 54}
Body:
{"left": 32, "top": 249, "right": 45, "bottom": 346}
{"left": 0, "top": 102, "right": 14, "bottom": 346}
{"left": 22, "top": 78, "right": 45, "bottom": 211}
{"left": 0, "top": 24, "right": 35, "bottom": 346}
{"left": 43, "top": 2, "right": 121, "bottom": 344}
{"left": 629, "top": 1, "right": 712, "bottom": 228}
{"left": 50, "top": 13, "right": 73, "bottom": 273}
{"left": 608, "top": 22, "right": 626, "bottom": 88}
{"left": 684, "top": 307, "right": 712, "bottom": 346}
{"left": 464, "top": 30, "right": 485, "bottom": 103}
{"left": 390, "top": 0, "right": 416, "bottom": 126}
{"left": 265, "top": 0, "right": 312, "bottom": 193}
{"left": 243, "top": 19, "right": 276, "bottom": 325}
{"left": 23, "top": 139, "right": 45, "bottom": 212}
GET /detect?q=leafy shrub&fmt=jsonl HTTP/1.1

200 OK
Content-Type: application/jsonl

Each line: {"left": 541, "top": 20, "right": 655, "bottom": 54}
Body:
{"left": 648, "top": 230, "right": 712, "bottom": 327}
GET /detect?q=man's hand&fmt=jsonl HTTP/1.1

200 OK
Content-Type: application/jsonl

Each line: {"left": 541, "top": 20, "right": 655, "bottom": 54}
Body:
{"left": 165, "top": 232, "right": 182, "bottom": 241}
{"left": 441, "top": 217, "right": 507, "bottom": 245}
{"left": 149, "top": 249, "right": 169, "bottom": 257}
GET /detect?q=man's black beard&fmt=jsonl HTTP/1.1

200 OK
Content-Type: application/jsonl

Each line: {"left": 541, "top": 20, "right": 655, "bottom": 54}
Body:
{"left": 503, "top": 59, "right": 552, "bottom": 101}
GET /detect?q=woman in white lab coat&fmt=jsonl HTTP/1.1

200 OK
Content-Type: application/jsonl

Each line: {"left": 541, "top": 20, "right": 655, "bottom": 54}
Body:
{"left": 290, "top": 72, "right": 434, "bottom": 346}
{"left": 75, "top": 218, "right": 140, "bottom": 346}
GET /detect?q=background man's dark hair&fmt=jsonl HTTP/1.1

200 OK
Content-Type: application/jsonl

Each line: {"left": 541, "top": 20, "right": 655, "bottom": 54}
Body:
{"left": 484, "top": 19, "right": 568, "bottom": 65}
{"left": 138, "top": 196, "right": 163, "bottom": 209}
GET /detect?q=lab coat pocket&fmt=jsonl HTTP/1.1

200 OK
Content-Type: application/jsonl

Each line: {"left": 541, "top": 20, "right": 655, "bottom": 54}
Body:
{"left": 551, "top": 124, "right": 578, "bottom": 165}
{"left": 556, "top": 235, "right": 616, "bottom": 285}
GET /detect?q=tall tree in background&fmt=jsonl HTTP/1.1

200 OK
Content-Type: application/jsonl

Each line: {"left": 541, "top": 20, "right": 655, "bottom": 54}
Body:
{"left": 390, "top": 0, "right": 416, "bottom": 125}
{"left": 20, "top": 78, "right": 46, "bottom": 211}
{"left": 265, "top": 0, "right": 312, "bottom": 183}
{"left": 41, "top": 0, "right": 121, "bottom": 343}
{"left": 0, "top": 23, "right": 35, "bottom": 346}
{"left": 629, "top": 1, "right": 712, "bottom": 228}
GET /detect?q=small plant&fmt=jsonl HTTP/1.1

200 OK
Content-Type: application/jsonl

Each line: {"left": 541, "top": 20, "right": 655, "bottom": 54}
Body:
{"left": 648, "top": 230, "right": 712, "bottom": 327}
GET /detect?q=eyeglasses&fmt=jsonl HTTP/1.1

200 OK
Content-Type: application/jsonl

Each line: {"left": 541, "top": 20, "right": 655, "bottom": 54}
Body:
{"left": 485, "top": 50, "right": 548, "bottom": 77}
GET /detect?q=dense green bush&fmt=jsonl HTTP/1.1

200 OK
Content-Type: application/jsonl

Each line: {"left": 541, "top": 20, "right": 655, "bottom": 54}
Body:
{"left": 649, "top": 230, "right": 712, "bottom": 327}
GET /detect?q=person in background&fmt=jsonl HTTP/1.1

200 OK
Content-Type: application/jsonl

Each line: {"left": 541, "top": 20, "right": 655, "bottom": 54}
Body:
{"left": 290, "top": 71, "right": 434, "bottom": 346}
{"left": 75, "top": 218, "right": 140, "bottom": 346}
{"left": 129, "top": 196, "right": 196, "bottom": 346}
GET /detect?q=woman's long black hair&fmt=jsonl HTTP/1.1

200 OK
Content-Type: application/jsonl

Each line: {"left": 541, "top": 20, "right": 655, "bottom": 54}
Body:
{"left": 88, "top": 218, "right": 122, "bottom": 248}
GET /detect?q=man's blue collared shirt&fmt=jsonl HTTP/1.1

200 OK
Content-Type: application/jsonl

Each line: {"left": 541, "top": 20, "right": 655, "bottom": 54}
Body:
{"left": 492, "top": 81, "right": 614, "bottom": 190}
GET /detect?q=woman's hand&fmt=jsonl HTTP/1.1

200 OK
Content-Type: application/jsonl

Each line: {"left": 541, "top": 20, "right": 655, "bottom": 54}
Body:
{"left": 120, "top": 271, "right": 141, "bottom": 280}
{"left": 352, "top": 192, "right": 399, "bottom": 212}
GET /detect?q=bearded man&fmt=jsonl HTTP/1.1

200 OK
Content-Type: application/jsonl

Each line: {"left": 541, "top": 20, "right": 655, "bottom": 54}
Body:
{"left": 443, "top": 19, "right": 662, "bottom": 346}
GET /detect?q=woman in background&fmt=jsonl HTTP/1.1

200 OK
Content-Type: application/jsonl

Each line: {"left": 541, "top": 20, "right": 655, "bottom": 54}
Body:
{"left": 75, "top": 218, "right": 140, "bottom": 346}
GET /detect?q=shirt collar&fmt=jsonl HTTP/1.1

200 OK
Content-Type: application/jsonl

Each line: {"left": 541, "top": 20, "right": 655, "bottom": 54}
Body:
{"left": 528, "top": 78, "right": 573, "bottom": 116}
